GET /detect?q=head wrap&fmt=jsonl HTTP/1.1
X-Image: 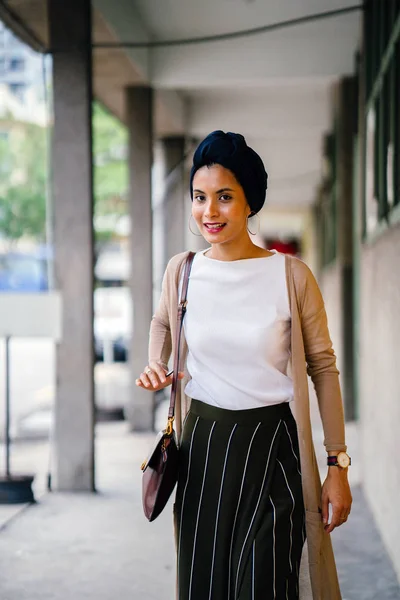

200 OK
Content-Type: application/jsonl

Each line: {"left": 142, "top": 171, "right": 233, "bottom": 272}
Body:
{"left": 189, "top": 130, "right": 268, "bottom": 215}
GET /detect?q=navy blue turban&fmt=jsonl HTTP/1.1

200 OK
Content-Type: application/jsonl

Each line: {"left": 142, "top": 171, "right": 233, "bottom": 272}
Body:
{"left": 189, "top": 130, "right": 268, "bottom": 215}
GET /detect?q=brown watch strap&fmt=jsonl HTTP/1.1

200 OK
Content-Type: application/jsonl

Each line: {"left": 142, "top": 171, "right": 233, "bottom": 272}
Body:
{"left": 168, "top": 251, "right": 196, "bottom": 420}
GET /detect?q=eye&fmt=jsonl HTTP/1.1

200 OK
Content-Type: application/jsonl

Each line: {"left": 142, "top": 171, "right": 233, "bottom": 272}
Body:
{"left": 194, "top": 195, "right": 206, "bottom": 202}
{"left": 219, "top": 194, "right": 232, "bottom": 201}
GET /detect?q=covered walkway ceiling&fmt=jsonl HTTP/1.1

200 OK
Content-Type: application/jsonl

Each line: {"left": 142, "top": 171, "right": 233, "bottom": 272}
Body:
{"left": 1, "top": 0, "right": 362, "bottom": 208}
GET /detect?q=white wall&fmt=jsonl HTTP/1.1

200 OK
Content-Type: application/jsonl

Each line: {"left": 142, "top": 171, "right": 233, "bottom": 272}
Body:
{"left": 320, "top": 263, "right": 344, "bottom": 386}
{"left": 358, "top": 223, "right": 400, "bottom": 580}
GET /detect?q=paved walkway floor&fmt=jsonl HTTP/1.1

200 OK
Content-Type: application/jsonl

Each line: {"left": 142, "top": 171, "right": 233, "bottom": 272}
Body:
{"left": 0, "top": 413, "right": 399, "bottom": 599}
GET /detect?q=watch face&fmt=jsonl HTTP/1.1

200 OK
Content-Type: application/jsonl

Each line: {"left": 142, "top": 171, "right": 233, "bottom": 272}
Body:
{"left": 337, "top": 452, "right": 350, "bottom": 468}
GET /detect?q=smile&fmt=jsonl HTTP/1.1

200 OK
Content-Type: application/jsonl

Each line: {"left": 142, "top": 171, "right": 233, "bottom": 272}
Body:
{"left": 204, "top": 223, "right": 226, "bottom": 232}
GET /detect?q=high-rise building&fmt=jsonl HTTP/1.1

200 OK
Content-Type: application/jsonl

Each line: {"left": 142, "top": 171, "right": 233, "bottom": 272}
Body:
{"left": 0, "top": 20, "right": 43, "bottom": 103}
{"left": 0, "top": 20, "right": 49, "bottom": 127}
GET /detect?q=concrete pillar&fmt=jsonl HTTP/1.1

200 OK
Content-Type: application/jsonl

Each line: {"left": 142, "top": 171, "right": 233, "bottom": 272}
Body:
{"left": 336, "top": 76, "right": 358, "bottom": 421}
{"left": 49, "top": 0, "right": 95, "bottom": 490}
{"left": 336, "top": 78, "right": 357, "bottom": 266}
{"left": 125, "top": 87, "right": 154, "bottom": 431}
{"left": 184, "top": 141, "right": 208, "bottom": 253}
{"left": 152, "top": 141, "right": 166, "bottom": 307}
{"left": 161, "top": 136, "right": 186, "bottom": 266}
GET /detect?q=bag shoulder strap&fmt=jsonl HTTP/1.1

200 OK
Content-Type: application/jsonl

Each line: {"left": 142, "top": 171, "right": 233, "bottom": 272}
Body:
{"left": 168, "top": 251, "right": 196, "bottom": 421}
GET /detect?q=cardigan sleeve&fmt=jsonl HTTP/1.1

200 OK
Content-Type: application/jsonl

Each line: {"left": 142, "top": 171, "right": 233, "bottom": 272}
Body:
{"left": 296, "top": 260, "right": 347, "bottom": 453}
{"left": 148, "top": 264, "right": 172, "bottom": 369}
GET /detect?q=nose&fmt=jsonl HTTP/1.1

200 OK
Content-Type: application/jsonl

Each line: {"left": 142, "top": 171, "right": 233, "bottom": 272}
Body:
{"left": 203, "top": 199, "right": 219, "bottom": 218}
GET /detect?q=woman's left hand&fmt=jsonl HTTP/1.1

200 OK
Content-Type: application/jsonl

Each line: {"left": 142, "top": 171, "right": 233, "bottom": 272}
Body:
{"left": 321, "top": 468, "right": 352, "bottom": 533}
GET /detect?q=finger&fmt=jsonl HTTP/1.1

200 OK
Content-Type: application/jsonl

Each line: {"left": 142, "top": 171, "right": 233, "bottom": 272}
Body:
{"left": 139, "top": 372, "right": 154, "bottom": 389}
{"left": 145, "top": 367, "right": 163, "bottom": 389}
{"left": 157, "top": 369, "right": 174, "bottom": 389}
{"left": 321, "top": 493, "right": 330, "bottom": 526}
{"left": 152, "top": 365, "right": 171, "bottom": 386}
{"left": 336, "top": 517, "right": 348, "bottom": 528}
{"left": 155, "top": 368, "right": 167, "bottom": 385}
{"left": 149, "top": 373, "right": 159, "bottom": 388}
{"left": 325, "top": 506, "right": 342, "bottom": 533}
{"left": 135, "top": 378, "right": 143, "bottom": 387}
{"left": 341, "top": 508, "right": 351, "bottom": 523}
{"left": 177, "top": 371, "right": 185, "bottom": 379}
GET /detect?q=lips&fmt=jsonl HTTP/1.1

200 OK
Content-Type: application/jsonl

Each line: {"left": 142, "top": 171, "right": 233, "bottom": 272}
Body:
{"left": 204, "top": 223, "right": 226, "bottom": 232}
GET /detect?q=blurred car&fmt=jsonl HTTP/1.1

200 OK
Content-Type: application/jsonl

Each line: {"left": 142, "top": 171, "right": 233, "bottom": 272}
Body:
{"left": 93, "top": 248, "right": 132, "bottom": 416}
{"left": 0, "top": 248, "right": 132, "bottom": 417}
{"left": 0, "top": 249, "right": 132, "bottom": 362}
{"left": 0, "top": 251, "right": 48, "bottom": 291}
{"left": 94, "top": 249, "right": 131, "bottom": 363}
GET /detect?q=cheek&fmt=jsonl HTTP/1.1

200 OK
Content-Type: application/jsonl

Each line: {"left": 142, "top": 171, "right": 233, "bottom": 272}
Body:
{"left": 225, "top": 206, "right": 245, "bottom": 222}
{"left": 192, "top": 204, "right": 203, "bottom": 220}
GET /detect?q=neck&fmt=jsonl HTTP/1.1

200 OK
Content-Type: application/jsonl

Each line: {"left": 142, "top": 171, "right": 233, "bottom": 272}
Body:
{"left": 207, "top": 237, "right": 259, "bottom": 261}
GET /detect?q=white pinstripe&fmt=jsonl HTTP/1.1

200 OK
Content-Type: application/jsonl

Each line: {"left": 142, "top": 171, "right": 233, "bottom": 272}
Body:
{"left": 252, "top": 540, "right": 255, "bottom": 600}
{"left": 283, "top": 420, "right": 302, "bottom": 476}
{"left": 234, "top": 420, "right": 282, "bottom": 599}
{"left": 181, "top": 410, "right": 190, "bottom": 433}
{"left": 208, "top": 423, "right": 237, "bottom": 600}
{"left": 188, "top": 421, "right": 216, "bottom": 600}
{"left": 277, "top": 458, "right": 295, "bottom": 573}
{"left": 177, "top": 416, "right": 200, "bottom": 597}
{"left": 270, "top": 495, "right": 277, "bottom": 600}
{"left": 227, "top": 422, "right": 262, "bottom": 599}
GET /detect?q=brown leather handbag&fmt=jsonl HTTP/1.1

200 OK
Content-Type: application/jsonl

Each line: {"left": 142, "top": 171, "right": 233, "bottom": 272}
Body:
{"left": 141, "top": 251, "right": 196, "bottom": 522}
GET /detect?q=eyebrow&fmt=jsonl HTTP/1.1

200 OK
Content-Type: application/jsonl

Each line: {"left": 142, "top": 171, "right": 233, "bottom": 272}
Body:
{"left": 193, "top": 188, "right": 235, "bottom": 194}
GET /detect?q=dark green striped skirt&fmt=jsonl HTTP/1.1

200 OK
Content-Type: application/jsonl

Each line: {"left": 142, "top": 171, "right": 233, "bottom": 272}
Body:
{"left": 174, "top": 399, "right": 306, "bottom": 600}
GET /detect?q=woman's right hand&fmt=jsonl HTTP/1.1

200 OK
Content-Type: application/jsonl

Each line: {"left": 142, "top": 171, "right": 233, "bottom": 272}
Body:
{"left": 135, "top": 360, "right": 184, "bottom": 392}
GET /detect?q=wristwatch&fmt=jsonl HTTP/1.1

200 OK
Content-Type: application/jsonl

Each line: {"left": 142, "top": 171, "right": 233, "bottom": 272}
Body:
{"left": 327, "top": 451, "right": 351, "bottom": 469}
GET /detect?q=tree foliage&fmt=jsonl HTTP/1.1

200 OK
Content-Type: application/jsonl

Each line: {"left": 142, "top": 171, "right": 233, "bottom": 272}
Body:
{"left": 93, "top": 102, "right": 128, "bottom": 219}
{"left": 0, "top": 121, "right": 47, "bottom": 244}
{"left": 0, "top": 102, "right": 128, "bottom": 245}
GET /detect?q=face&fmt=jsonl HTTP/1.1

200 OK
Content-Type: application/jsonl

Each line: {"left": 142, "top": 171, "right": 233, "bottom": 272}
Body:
{"left": 192, "top": 164, "right": 251, "bottom": 246}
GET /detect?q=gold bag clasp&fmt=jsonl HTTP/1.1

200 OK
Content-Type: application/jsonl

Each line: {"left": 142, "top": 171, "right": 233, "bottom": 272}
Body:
{"left": 165, "top": 416, "right": 174, "bottom": 436}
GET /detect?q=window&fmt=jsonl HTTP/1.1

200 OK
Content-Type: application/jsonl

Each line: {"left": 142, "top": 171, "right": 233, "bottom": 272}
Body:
{"left": 9, "top": 82, "right": 25, "bottom": 101}
{"left": 362, "top": 0, "right": 400, "bottom": 237}
{"left": 9, "top": 57, "right": 25, "bottom": 72}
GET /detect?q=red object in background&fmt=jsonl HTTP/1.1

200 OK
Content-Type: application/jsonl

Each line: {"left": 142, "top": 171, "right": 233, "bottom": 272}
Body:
{"left": 264, "top": 238, "right": 300, "bottom": 256}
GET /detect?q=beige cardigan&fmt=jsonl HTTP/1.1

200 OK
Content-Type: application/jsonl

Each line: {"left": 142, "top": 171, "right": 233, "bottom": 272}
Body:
{"left": 149, "top": 250, "right": 347, "bottom": 600}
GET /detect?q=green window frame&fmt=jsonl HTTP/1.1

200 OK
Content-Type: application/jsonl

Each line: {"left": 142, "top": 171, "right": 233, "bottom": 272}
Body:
{"left": 362, "top": 0, "right": 400, "bottom": 240}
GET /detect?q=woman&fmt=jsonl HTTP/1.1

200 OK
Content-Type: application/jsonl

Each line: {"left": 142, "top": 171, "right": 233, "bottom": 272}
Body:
{"left": 136, "top": 131, "right": 352, "bottom": 600}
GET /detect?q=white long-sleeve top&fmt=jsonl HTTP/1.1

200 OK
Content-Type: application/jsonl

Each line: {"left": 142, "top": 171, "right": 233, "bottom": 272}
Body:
{"left": 178, "top": 248, "right": 293, "bottom": 410}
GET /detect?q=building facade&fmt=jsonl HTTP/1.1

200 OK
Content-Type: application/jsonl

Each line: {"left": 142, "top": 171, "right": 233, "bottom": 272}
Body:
{"left": 0, "top": 21, "right": 43, "bottom": 102}
{"left": 315, "top": 0, "right": 400, "bottom": 579}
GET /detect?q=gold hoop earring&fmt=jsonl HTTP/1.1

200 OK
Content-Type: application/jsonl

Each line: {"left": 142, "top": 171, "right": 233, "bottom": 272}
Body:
{"left": 247, "top": 213, "right": 260, "bottom": 236}
{"left": 189, "top": 214, "right": 203, "bottom": 237}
